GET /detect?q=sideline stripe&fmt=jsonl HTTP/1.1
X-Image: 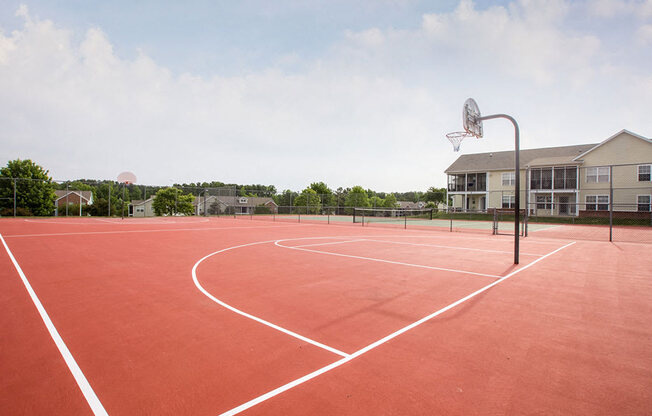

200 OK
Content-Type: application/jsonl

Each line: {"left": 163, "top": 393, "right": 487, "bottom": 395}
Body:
{"left": 5, "top": 223, "right": 305, "bottom": 238}
{"left": 192, "top": 241, "right": 350, "bottom": 358}
{"left": 0, "top": 234, "right": 108, "bottom": 416}
{"left": 219, "top": 240, "right": 577, "bottom": 416}
{"left": 275, "top": 240, "right": 501, "bottom": 279}
{"left": 362, "top": 238, "right": 544, "bottom": 256}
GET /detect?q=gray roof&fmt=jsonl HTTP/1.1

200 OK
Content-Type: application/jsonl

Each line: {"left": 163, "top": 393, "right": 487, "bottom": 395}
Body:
{"left": 130, "top": 198, "right": 153, "bottom": 206}
{"left": 397, "top": 201, "right": 424, "bottom": 209}
{"left": 54, "top": 190, "right": 93, "bottom": 202}
{"left": 195, "top": 195, "right": 277, "bottom": 207}
{"left": 445, "top": 143, "right": 598, "bottom": 173}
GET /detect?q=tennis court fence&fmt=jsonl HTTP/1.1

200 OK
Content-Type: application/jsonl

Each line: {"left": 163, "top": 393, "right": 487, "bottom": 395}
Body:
{"left": 1, "top": 175, "right": 650, "bottom": 243}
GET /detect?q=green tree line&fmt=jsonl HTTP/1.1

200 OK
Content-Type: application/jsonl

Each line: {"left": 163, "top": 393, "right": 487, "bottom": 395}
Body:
{"left": 0, "top": 159, "right": 447, "bottom": 217}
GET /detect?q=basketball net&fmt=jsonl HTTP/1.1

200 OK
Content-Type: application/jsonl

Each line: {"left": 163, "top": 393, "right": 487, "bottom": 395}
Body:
{"left": 446, "top": 131, "right": 471, "bottom": 152}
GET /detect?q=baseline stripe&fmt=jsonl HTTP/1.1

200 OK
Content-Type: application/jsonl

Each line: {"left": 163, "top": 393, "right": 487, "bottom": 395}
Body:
{"left": 361, "top": 238, "right": 543, "bottom": 256}
{"left": 0, "top": 234, "right": 108, "bottom": 416}
{"left": 5, "top": 223, "right": 305, "bottom": 238}
{"left": 219, "top": 241, "right": 576, "bottom": 416}
{"left": 275, "top": 240, "right": 501, "bottom": 279}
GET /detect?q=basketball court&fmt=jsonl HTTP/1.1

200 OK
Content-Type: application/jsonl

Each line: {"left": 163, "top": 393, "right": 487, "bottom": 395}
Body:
{"left": 1, "top": 216, "right": 650, "bottom": 415}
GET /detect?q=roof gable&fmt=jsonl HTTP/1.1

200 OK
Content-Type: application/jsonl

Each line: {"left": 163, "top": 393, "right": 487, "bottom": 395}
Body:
{"left": 54, "top": 190, "right": 93, "bottom": 202}
{"left": 572, "top": 129, "right": 651, "bottom": 161}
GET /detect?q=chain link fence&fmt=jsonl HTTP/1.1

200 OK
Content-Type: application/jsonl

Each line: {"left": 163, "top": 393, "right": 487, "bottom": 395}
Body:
{"left": 3, "top": 165, "right": 650, "bottom": 244}
{"left": 447, "top": 162, "right": 652, "bottom": 243}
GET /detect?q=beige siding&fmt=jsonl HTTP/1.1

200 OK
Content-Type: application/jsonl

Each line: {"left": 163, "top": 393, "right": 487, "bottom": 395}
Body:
{"left": 577, "top": 133, "right": 652, "bottom": 210}
{"left": 487, "top": 169, "right": 527, "bottom": 209}
{"left": 132, "top": 200, "right": 155, "bottom": 217}
{"left": 578, "top": 132, "right": 652, "bottom": 166}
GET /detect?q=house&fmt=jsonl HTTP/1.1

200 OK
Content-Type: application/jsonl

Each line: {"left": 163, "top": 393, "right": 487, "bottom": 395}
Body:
{"left": 445, "top": 130, "right": 652, "bottom": 216}
{"left": 129, "top": 198, "right": 155, "bottom": 217}
{"left": 54, "top": 190, "right": 93, "bottom": 216}
{"left": 397, "top": 201, "right": 426, "bottom": 210}
{"left": 194, "top": 195, "right": 278, "bottom": 215}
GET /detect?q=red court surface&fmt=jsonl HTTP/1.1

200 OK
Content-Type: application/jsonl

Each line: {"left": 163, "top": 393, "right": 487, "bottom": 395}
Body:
{"left": 1, "top": 217, "right": 651, "bottom": 415}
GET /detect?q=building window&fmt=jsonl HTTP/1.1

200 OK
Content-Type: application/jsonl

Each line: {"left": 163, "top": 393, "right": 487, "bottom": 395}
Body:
{"left": 586, "top": 167, "right": 610, "bottom": 183}
{"left": 586, "top": 195, "right": 609, "bottom": 211}
{"left": 536, "top": 195, "right": 552, "bottom": 209}
{"left": 448, "top": 174, "right": 465, "bottom": 192}
{"left": 502, "top": 195, "right": 515, "bottom": 208}
{"left": 638, "top": 165, "right": 651, "bottom": 182}
{"left": 530, "top": 168, "right": 552, "bottom": 189}
{"left": 502, "top": 172, "right": 515, "bottom": 186}
{"left": 541, "top": 168, "right": 552, "bottom": 189}
{"left": 553, "top": 166, "right": 577, "bottom": 189}
{"left": 638, "top": 195, "right": 651, "bottom": 212}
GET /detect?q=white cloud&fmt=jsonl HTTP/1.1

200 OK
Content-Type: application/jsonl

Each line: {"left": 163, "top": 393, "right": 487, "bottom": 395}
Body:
{"left": 0, "top": 2, "right": 651, "bottom": 191}
{"left": 420, "top": 0, "right": 599, "bottom": 85}
{"left": 587, "top": 0, "right": 652, "bottom": 18}
{"left": 637, "top": 23, "right": 652, "bottom": 44}
{"left": 0, "top": 9, "right": 441, "bottom": 190}
{"left": 588, "top": 0, "right": 634, "bottom": 17}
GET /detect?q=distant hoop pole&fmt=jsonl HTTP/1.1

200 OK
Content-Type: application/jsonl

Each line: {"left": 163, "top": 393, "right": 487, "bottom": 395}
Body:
{"left": 117, "top": 172, "right": 137, "bottom": 220}
{"left": 479, "top": 113, "right": 520, "bottom": 264}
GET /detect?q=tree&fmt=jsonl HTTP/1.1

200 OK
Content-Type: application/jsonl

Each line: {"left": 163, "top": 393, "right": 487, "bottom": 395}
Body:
{"left": 383, "top": 193, "right": 398, "bottom": 208}
{"left": 294, "top": 188, "right": 321, "bottom": 214}
{"left": 87, "top": 182, "right": 121, "bottom": 216}
{"left": 424, "top": 187, "right": 446, "bottom": 204}
{"left": 275, "top": 189, "right": 298, "bottom": 207}
{"left": 345, "top": 186, "right": 370, "bottom": 208}
{"left": 369, "top": 195, "right": 384, "bottom": 208}
{"left": 0, "top": 159, "right": 56, "bottom": 216}
{"left": 335, "top": 187, "right": 348, "bottom": 207}
{"left": 309, "top": 182, "right": 335, "bottom": 206}
{"left": 152, "top": 187, "right": 195, "bottom": 216}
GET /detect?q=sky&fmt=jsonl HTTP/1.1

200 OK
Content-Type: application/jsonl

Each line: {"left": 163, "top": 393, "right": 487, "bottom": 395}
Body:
{"left": 1, "top": 0, "right": 651, "bottom": 191}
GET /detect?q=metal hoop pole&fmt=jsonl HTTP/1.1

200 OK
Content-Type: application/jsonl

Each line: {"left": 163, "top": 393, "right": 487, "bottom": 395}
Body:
{"left": 479, "top": 113, "right": 520, "bottom": 264}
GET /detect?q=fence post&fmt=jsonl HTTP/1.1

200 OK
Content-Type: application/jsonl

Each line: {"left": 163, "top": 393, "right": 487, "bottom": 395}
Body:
{"left": 524, "top": 167, "right": 529, "bottom": 237}
{"left": 108, "top": 183, "right": 111, "bottom": 216}
{"left": 66, "top": 183, "right": 69, "bottom": 217}
{"left": 609, "top": 165, "right": 613, "bottom": 242}
{"left": 13, "top": 178, "right": 17, "bottom": 217}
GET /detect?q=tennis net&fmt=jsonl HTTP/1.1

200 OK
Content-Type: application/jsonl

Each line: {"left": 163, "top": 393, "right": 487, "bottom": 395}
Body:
{"left": 353, "top": 208, "right": 434, "bottom": 226}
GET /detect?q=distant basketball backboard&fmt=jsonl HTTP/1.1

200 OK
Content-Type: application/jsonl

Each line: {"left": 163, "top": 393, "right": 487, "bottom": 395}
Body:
{"left": 117, "top": 171, "right": 137, "bottom": 185}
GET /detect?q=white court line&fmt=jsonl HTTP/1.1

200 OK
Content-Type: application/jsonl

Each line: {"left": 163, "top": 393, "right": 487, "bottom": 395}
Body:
{"left": 192, "top": 240, "right": 350, "bottom": 358}
{"left": 358, "top": 238, "right": 544, "bottom": 257}
{"left": 93, "top": 218, "right": 211, "bottom": 224}
{"left": 275, "top": 240, "right": 501, "bottom": 279}
{"left": 292, "top": 239, "right": 367, "bottom": 248}
{"left": 25, "top": 217, "right": 211, "bottom": 225}
{"left": 219, "top": 240, "right": 577, "bottom": 416}
{"left": 0, "top": 234, "right": 108, "bottom": 416}
{"left": 527, "top": 224, "right": 564, "bottom": 232}
{"left": 4, "top": 223, "right": 306, "bottom": 238}
{"left": 93, "top": 218, "right": 121, "bottom": 224}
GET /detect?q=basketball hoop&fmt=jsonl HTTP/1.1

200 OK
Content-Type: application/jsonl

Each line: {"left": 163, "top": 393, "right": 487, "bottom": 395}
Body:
{"left": 446, "top": 131, "right": 472, "bottom": 152}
